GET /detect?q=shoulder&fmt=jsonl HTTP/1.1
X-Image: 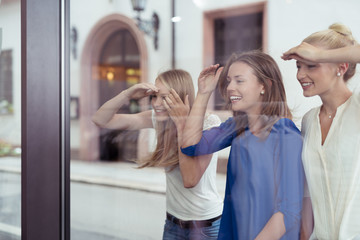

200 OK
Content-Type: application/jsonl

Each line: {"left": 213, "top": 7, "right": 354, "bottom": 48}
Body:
{"left": 203, "top": 113, "right": 222, "bottom": 130}
{"left": 272, "top": 119, "right": 303, "bottom": 150}
{"left": 273, "top": 118, "right": 300, "bottom": 134}
{"left": 301, "top": 107, "right": 319, "bottom": 133}
{"left": 351, "top": 91, "right": 360, "bottom": 107}
{"left": 272, "top": 118, "right": 303, "bottom": 144}
{"left": 303, "top": 107, "right": 318, "bottom": 123}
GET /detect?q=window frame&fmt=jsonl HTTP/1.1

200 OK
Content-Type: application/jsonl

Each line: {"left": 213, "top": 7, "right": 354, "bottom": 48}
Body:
{"left": 21, "top": 0, "right": 70, "bottom": 239}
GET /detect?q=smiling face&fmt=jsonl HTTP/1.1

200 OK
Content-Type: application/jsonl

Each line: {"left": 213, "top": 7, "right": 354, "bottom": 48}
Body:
{"left": 226, "top": 62, "right": 265, "bottom": 115}
{"left": 151, "top": 79, "right": 170, "bottom": 122}
{"left": 296, "top": 60, "right": 339, "bottom": 98}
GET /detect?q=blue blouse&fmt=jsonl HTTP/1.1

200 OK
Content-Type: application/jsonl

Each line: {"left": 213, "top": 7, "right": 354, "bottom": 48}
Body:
{"left": 182, "top": 118, "right": 304, "bottom": 240}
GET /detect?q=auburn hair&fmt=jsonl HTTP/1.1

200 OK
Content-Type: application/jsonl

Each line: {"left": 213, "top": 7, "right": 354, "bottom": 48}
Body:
{"left": 218, "top": 50, "right": 292, "bottom": 135}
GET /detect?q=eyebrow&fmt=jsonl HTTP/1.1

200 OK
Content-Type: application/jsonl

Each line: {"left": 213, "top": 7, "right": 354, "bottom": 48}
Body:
{"left": 228, "top": 75, "right": 244, "bottom": 79}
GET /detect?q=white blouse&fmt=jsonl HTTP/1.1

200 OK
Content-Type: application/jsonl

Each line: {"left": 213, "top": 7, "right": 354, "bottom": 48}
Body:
{"left": 301, "top": 93, "right": 360, "bottom": 240}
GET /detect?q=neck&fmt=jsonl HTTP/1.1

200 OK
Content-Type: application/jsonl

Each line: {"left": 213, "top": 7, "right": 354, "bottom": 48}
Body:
{"left": 320, "top": 82, "right": 352, "bottom": 115}
{"left": 247, "top": 114, "right": 264, "bottom": 135}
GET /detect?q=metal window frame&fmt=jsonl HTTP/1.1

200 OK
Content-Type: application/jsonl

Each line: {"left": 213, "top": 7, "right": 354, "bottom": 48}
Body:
{"left": 21, "top": 0, "right": 70, "bottom": 239}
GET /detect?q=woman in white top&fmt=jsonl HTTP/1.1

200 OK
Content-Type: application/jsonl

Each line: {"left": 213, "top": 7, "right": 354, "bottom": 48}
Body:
{"left": 282, "top": 23, "right": 360, "bottom": 240}
{"left": 92, "top": 69, "right": 223, "bottom": 240}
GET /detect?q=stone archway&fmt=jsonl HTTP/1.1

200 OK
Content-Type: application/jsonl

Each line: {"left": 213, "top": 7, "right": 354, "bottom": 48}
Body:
{"left": 79, "top": 14, "right": 149, "bottom": 161}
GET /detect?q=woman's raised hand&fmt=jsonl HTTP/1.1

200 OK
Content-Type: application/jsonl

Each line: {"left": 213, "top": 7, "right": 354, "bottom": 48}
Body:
{"left": 124, "top": 83, "right": 159, "bottom": 100}
{"left": 282, "top": 42, "right": 322, "bottom": 64}
{"left": 198, "top": 64, "right": 224, "bottom": 95}
{"left": 163, "top": 89, "right": 190, "bottom": 129}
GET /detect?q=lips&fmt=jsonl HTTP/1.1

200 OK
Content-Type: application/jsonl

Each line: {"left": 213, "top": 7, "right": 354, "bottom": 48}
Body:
{"left": 300, "top": 82, "right": 313, "bottom": 90}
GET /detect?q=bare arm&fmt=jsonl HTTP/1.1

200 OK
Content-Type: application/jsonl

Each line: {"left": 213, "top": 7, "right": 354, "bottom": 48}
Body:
{"left": 164, "top": 89, "right": 214, "bottom": 188}
{"left": 300, "top": 197, "right": 314, "bottom": 240}
{"left": 92, "top": 83, "right": 158, "bottom": 130}
{"left": 255, "top": 212, "right": 286, "bottom": 240}
{"left": 282, "top": 42, "right": 360, "bottom": 64}
{"left": 182, "top": 65, "right": 223, "bottom": 148}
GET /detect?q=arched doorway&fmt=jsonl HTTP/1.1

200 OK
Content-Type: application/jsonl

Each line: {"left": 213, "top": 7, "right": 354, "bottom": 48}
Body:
{"left": 97, "top": 29, "right": 142, "bottom": 161}
{"left": 79, "top": 14, "right": 149, "bottom": 161}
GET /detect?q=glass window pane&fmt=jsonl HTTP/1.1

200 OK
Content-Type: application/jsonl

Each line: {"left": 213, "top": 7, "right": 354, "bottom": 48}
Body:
{"left": 0, "top": 1, "right": 21, "bottom": 239}
{"left": 70, "top": 2, "right": 167, "bottom": 239}
{"left": 69, "top": 1, "right": 360, "bottom": 239}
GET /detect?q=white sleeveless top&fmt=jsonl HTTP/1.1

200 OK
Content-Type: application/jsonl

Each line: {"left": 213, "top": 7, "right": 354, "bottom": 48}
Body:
{"left": 152, "top": 111, "right": 223, "bottom": 220}
{"left": 301, "top": 93, "right": 360, "bottom": 240}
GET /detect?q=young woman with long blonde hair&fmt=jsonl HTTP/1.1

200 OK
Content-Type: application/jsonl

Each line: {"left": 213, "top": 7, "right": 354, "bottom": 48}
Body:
{"left": 92, "top": 69, "right": 223, "bottom": 240}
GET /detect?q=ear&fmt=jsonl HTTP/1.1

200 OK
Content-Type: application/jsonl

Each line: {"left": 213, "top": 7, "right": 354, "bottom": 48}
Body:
{"left": 261, "top": 79, "right": 272, "bottom": 92}
{"left": 338, "top": 62, "right": 349, "bottom": 76}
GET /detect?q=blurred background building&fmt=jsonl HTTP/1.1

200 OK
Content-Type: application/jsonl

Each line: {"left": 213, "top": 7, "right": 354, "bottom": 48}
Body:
{"left": 1, "top": 0, "right": 360, "bottom": 164}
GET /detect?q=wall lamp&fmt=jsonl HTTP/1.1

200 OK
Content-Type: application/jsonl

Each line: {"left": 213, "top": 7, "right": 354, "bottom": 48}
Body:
{"left": 130, "top": 0, "right": 160, "bottom": 50}
{"left": 70, "top": 26, "right": 78, "bottom": 59}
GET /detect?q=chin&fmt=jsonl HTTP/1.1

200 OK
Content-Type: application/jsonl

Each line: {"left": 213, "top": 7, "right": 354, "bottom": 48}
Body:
{"left": 155, "top": 115, "right": 169, "bottom": 122}
{"left": 302, "top": 91, "right": 315, "bottom": 98}
{"left": 231, "top": 105, "right": 244, "bottom": 112}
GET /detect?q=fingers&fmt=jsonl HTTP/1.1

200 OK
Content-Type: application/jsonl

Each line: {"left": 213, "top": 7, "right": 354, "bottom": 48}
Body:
{"left": 199, "top": 64, "right": 220, "bottom": 78}
{"left": 215, "top": 66, "right": 224, "bottom": 79}
{"left": 163, "top": 91, "right": 178, "bottom": 113}
{"left": 184, "top": 95, "right": 190, "bottom": 108}
{"left": 170, "top": 89, "right": 182, "bottom": 104}
{"left": 282, "top": 54, "right": 315, "bottom": 65}
{"left": 163, "top": 89, "right": 189, "bottom": 113}
{"left": 142, "top": 83, "right": 159, "bottom": 95}
{"left": 162, "top": 98, "right": 171, "bottom": 112}
{"left": 281, "top": 54, "right": 295, "bottom": 61}
{"left": 164, "top": 95, "right": 174, "bottom": 107}
{"left": 282, "top": 46, "right": 297, "bottom": 60}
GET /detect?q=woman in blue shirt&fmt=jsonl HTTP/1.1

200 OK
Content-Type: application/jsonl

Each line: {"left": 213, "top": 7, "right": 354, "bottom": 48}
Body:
{"left": 174, "top": 51, "right": 304, "bottom": 239}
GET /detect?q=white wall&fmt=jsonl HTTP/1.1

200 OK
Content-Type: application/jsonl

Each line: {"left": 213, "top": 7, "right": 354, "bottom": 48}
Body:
{"left": 0, "top": 1, "right": 21, "bottom": 145}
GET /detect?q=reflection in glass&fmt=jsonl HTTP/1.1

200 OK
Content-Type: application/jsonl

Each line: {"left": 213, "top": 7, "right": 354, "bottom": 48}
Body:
{"left": 0, "top": 0, "right": 21, "bottom": 239}
{"left": 70, "top": 3, "right": 166, "bottom": 238}
{"left": 97, "top": 29, "right": 141, "bottom": 161}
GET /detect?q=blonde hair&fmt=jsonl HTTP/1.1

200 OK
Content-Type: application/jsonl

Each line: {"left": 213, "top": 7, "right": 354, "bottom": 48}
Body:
{"left": 138, "top": 69, "right": 195, "bottom": 170}
{"left": 218, "top": 50, "right": 292, "bottom": 136}
{"left": 303, "top": 23, "right": 358, "bottom": 81}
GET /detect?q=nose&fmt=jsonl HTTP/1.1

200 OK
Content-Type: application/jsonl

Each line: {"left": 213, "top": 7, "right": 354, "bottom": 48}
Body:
{"left": 152, "top": 96, "right": 163, "bottom": 108}
{"left": 227, "top": 80, "right": 235, "bottom": 92}
{"left": 297, "top": 68, "right": 306, "bottom": 81}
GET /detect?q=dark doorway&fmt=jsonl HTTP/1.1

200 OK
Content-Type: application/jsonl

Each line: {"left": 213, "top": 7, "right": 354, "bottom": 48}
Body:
{"left": 95, "top": 29, "right": 141, "bottom": 161}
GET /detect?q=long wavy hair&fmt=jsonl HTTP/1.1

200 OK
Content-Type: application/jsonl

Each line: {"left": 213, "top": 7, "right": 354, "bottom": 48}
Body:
{"left": 138, "top": 69, "right": 195, "bottom": 170}
{"left": 303, "top": 23, "right": 357, "bottom": 82}
{"left": 218, "top": 50, "right": 292, "bottom": 136}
